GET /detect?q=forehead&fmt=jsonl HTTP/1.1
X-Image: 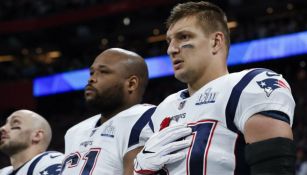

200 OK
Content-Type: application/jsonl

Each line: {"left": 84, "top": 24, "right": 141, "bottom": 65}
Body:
{"left": 91, "top": 51, "right": 125, "bottom": 69}
{"left": 6, "top": 112, "right": 27, "bottom": 124}
{"left": 167, "top": 16, "right": 202, "bottom": 37}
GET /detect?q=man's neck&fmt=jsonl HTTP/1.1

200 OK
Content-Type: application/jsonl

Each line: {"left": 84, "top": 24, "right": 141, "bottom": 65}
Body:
{"left": 188, "top": 67, "right": 229, "bottom": 96}
{"left": 10, "top": 147, "right": 42, "bottom": 170}
{"left": 100, "top": 103, "right": 137, "bottom": 124}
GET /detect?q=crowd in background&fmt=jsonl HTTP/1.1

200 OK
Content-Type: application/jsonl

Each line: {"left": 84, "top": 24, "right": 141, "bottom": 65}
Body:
{"left": 0, "top": 0, "right": 306, "bottom": 82}
{"left": 0, "top": 0, "right": 117, "bottom": 21}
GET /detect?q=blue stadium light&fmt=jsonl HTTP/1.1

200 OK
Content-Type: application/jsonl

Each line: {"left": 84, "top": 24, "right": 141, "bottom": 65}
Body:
{"left": 33, "top": 68, "right": 89, "bottom": 97}
{"left": 228, "top": 31, "right": 307, "bottom": 65}
{"left": 33, "top": 31, "right": 307, "bottom": 97}
{"left": 146, "top": 55, "right": 173, "bottom": 79}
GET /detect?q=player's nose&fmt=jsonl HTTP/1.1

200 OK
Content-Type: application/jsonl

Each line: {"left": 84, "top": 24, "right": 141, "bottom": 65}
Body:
{"left": 0, "top": 125, "right": 6, "bottom": 133}
{"left": 167, "top": 40, "right": 180, "bottom": 56}
{"left": 0, "top": 125, "right": 7, "bottom": 139}
{"left": 0, "top": 122, "right": 10, "bottom": 132}
{"left": 88, "top": 74, "right": 97, "bottom": 84}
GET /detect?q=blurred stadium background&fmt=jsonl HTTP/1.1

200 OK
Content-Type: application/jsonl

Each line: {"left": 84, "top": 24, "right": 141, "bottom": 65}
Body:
{"left": 0, "top": 0, "right": 307, "bottom": 171}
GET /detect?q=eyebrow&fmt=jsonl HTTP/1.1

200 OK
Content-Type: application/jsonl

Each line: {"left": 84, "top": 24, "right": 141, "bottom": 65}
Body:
{"left": 175, "top": 30, "right": 193, "bottom": 36}
{"left": 90, "top": 65, "right": 110, "bottom": 71}
{"left": 98, "top": 65, "right": 110, "bottom": 69}
{"left": 7, "top": 116, "right": 21, "bottom": 125}
{"left": 167, "top": 29, "right": 192, "bottom": 39}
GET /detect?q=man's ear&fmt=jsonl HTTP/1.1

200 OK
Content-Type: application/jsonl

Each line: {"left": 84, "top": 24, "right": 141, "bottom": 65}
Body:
{"left": 211, "top": 32, "right": 225, "bottom": 55}
{"left": 126, "top": 75, "right": 139, "bottom": 94}
{"left": 31, "top": 129, "right": 44, "bottom": 144}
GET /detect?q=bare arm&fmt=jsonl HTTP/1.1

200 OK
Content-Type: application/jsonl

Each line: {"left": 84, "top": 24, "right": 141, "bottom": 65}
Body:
{"left": 244, "top": 113, "right": 293, "bottom": 143}
{"left": 123, "top": 147, "right": 143, "bottom": 175}
{"left": 244, "top": 113, "right": 295, "bottom": 174}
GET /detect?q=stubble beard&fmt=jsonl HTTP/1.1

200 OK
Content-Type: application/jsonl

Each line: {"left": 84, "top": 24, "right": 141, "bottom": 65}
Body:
{"left": 85, "top": 83, "right": 125, "bottom": 115}
{"left": 0, "top": 140, "right": 29, "bottom": 156}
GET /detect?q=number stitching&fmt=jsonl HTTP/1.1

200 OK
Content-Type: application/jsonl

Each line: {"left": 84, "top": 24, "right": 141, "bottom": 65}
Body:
{"left": 61, "top": 148, "right": 101, "bottom": 175}
{"left": 186, "top": 120, "right": 217, "bottom": 175}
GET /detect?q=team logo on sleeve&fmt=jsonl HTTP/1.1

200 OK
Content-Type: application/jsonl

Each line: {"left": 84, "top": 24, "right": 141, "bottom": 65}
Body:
{"left": 257, "top": 78, "right": 289, "bottom": 97}
{"left": 39, "top": 164, "right": 62, "bottom": 175}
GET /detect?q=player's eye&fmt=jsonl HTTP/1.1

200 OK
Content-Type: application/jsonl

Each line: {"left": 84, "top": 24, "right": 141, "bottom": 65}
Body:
{"left": 99, "top": 70, "right": 106, "bottom": 74}
{"left": 179, "top": 34, "right": 190, "bottom": 41}
{"left": 98, "top": 69, "right": 110, "bottom": 75}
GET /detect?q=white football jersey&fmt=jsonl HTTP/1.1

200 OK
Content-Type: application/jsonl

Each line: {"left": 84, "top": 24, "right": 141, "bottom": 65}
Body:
{"left": 146, "top": 68, "right": 295, "bottom": 175}
{"left": 0, "top": 151, "right": 63, "bottom": 175}
{"left": 61, "top": 104, "right": 156, "bottom": 175}
{"left": 0, "top": 166, "right": 13, "bottom": 175}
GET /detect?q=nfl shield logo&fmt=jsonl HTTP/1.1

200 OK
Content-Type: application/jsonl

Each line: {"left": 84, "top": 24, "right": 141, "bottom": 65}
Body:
{"left": 178, "top": 100, "right": 186, "bottom": 110}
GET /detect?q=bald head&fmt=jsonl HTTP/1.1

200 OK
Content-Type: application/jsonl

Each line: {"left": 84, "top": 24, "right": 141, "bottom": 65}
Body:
{"left": 9, "top": 110, "right": 52, "bottom": 150}
{"left": 98, "top": 48, "right": 149, "bottom": 96}
{"left": 86, "top": 48, "right": 149, "bottom": 114}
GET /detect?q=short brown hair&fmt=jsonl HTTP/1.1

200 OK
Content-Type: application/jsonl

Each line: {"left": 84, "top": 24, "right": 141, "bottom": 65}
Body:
{"left": 166, "top": 1, "right": 230, "bottom": 51}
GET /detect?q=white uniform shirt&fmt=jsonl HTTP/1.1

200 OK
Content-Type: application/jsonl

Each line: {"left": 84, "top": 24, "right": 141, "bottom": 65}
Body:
{"left": 145, "top": 69, "right": 295, "bottom": 175}
{"left": 0, "top": 167, "right": 13, "bottom": 175}
{"left": 0, "top": 151, "right": 63, "bottom": 175}
{"left": 298, "top": 162, "right": 307, "bottom": 175}
{"left": 61, "top": 104, "right": 156, "bottom": 175}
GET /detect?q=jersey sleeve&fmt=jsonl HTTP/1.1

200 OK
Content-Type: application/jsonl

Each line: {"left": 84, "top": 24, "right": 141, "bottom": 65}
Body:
{"left": 35, "top": 151, "right": 64, "bottom": 175}
{"left": 126, "top": 107, "right": 156, "bottom": 153}
{"left": 0, "top": 166, "right": 13, "bottom": 175}
{"left": 234, "top": 70, "right": 295, "bottom": 132}
{"left": 139, "top": 121, "right": 155, "bottom": 145}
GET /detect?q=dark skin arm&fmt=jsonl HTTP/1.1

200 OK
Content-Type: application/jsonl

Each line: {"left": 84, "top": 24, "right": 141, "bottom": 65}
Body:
{"left": 123, "top": 147, "right": 143, "bottom": 175}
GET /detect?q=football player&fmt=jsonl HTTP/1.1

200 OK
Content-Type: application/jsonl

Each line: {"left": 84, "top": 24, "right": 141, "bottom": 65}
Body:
{"left": 134, "top": 1, "right": 296, "bottom": 175}
{"left": 60, "top": 48, "right": 156, "bottom": 175}
{"left": 0, "top": 110, "right": 63, "bottom": 175}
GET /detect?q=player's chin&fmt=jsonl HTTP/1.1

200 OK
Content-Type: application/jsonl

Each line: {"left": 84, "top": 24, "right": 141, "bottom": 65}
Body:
{"left": 85, "top": 95, "right": 96, "bottom": 103}
{"left": 174, "top": 69, "right": 182, "bottom": 77}
{"left": 174, "top": 72, "right": 189, "bottom": 83}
